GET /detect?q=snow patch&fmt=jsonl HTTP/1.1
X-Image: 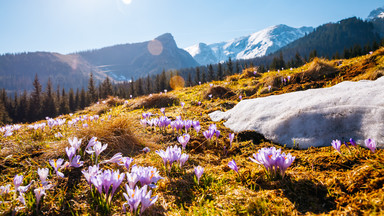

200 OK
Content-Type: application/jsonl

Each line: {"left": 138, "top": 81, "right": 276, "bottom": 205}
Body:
{"left": 209, "top": 78, "right": 384, "bottom": 149}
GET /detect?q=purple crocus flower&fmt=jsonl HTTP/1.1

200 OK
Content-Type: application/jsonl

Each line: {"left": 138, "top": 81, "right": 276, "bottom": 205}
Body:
{"left": 34, "top": 187, "right": 46, "bottom": 207}
{"left": 194, "top": 166, "right": 204, "bottom": 185}
{"left": 268, "top": 85, "right": 272, "bottom": 91}
{"left": 66, "top": 146, "right": 76, "bottom": 163}
{"left": 102, "top": 152, "right": 123, "bottom": 164}
{"left": 184, "top": 120, "right": 192, "bottom": 132}
{"left": 365, "top": 138, "right": 376, "bottom": 153}
{"left": 276, "top": 152, "right": 295, "bottom": 177}
{"left": 142, "top": 147, "right": 150, "bottom": 153}
{"left": 181, "top": 102, "right": 185, "bottom": 108}
{"left": 120, "top": 157, "right": 134, "bottom": 171}
{"left": 215, "top": 130, "right": 220, "bottom": 139}
{"left": 228, "top": 160, "right": 238, "bottom": 173}
{"left": 126, "top": 172, "right": 139, "bottom": 189}
{"left": 239, "top": 95, "right": 242, "bottom": 100}
{"left": 111, "top": 170, "right": 125, "bottom": 198}
{"left": 229, "top": 133, "right": 235, "bottom": 148}
{"left": 331, "top": 139, "right": 342, "bottom": 153}
{"left": 68, "top": 137, "right": 82, "bottom": 152}
{"left": 203, "top": 129, "right": 215, "bottom": 142}
{"left": 132, "top": 166, "right": 163, "bottom": 188}
{"left": 209, "top": 83, "right": 213, "bottom": 87}
{"left": 86, "top": 137, "right": 98, "bottom": 150}
{"left": 49, "top": 158, "right": 65, "bottom": 178}
{"left": 91, "top": 175, "right": 104, "bottom": 195}
{"left": 179, "top": 153, "right": 189, "bottom": 167}
{"left": 82, "top": 165, "right": 100, "bottom": 188}
{"left": 37, "top": 168, "right": 49, "bottom": 186}
{"left": 123, "top": 185, "right": 143, "bottom": 214}
{"left": 70, "top": 155, "right": 84, "bottom": 168}
{"left": 194, "top": 125, "right": 201, "bottom": 134}
{"left": 13, "top": 174, "right": 23, "bottom": 193}
{"left": 349, "top": 138, "right": 357, "bottom": 147}
{"left": 140, "top": 185, "right": 158, "bottom": 214}
{"left": 198, "top": 101, "right": 202, "bottom": 106}
{"left": 178, "top": 134, "right": 190, "bottom": 150}
{"left": 160, "top": 108, "right": 165, "bottom": 115}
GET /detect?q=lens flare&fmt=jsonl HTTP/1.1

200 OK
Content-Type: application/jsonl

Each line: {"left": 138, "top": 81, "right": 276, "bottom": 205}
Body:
{"left": 170, "top": 76, "right": 185, "bottom": 90}
{"left": 147, "top": 39, "right": 163, "bottom": 56}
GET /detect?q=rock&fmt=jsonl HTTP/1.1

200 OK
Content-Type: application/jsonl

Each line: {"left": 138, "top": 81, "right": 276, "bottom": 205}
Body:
{"left": 209, "top": 78, "right": 384, "bottom": 149}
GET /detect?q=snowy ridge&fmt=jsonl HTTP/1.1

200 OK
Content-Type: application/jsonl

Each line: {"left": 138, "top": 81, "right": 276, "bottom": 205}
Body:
{"left": 185, "top": 24, "right": 313, "bottom": 65}
{"left": 367, "top": 6, "right": 384, "bottom": 20}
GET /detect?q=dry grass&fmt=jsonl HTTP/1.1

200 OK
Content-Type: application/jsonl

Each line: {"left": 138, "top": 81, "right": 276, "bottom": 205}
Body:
{"left": 204, "top": 86, "right": 236, "bottom": 99}
{"left": 132, "top": 93, "right": 179, "bottom": 109}
{"left": 75, "top": 114, "right": 157, "bottom": 157}
{"left": 291, "top": 57, "right": 338, "bottom": 83}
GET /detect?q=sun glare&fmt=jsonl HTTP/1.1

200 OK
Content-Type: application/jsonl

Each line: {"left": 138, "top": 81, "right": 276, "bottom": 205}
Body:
{"left": 122, "top": 0, "right": 132, "bottom": 5}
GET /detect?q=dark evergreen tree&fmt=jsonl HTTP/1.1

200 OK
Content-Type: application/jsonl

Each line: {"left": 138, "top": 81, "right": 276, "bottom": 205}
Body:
{"left": 100, "top": 76, "right": 113, "bottom": 99}
{"left": 155, "top": 74, "right": 160, "bottom": 92}
{"left": 59, "top": 88, "right": 70, "bottom": 114}
{"left": 217, "top": 63, "right": 223, "bottom": 80}
{"left": 195, "top": 67, "right": 201, "bottom": 84}
{"left": 309, "top": 49, "right": 317, "bottom": 61}
{"left": 235, "top": 61, "right": 240, "bottom": 74}
{"left": 80, "top": 88, "right": 87, "bottom": 109}
{"left": 136, "top": 78, "right": 144, "bottom": 96}
{"left": 75, "top": 88, "right": 80, "bottom": 111}
{"left": 130, "top": 77, "right": 135, "bottom": 96}
{"left": 226, "top": 57, "right": 233, "bottom": 76}
{"left": 18, "top": 90, "right": 28, "bottom": 122}
{"left": 160, "top": 70, "right": 166, "bottom": 91}
{"left": 42, "top": 78, "right": 57, "bottom": 118}
{"left": 208, "top": 64, "right": 214, "bottom": 81}
{"left": 202, "top": 71, "right": 207, "bottom": 83}
{"left": 88, "top": 73, "right": 97, "bottom": 103}
{"left": 146, "top": 75, "right": 151, "bottom": 94}
{"left": 0, "top": 100, "right": 11, "bottom": 125}
{"left": 68, "top": 88, "right": 76, "bottom": 112}
{"left": 29, "top": 74, "right": 42, "bottom": 121}
{"left": 294, "top": 52, "right": 304, "bottom": 67}
{"left": 187, "top": 73, "right": 192, "bottom": 87}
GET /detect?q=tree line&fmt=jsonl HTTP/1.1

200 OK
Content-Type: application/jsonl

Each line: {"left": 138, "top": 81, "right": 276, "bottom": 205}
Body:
{"left": 1, "top": 35, "right": 383, "bottom": 125}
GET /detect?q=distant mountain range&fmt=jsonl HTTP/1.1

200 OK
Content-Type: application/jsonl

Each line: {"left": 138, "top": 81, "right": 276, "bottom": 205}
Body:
{"left": 77, "top": 33, "right": 198, "bottom": 81}
{"left": 0, "top": 33, "right": 198, "bottom": 92}
{"left": 185, "top": 25, "right": 313, "bottom": 65}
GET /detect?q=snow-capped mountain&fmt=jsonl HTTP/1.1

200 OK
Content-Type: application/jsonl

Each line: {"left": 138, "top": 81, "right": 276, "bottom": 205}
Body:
{"left": 185, "top": 24, "right": 313, "bottom": 65}
{"left": 367, "top": 6, "right": 384, "bottom": 20}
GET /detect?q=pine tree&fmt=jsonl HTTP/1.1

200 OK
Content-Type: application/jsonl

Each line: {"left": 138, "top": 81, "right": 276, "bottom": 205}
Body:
{"left": 88, "top": 73, "right": 97, "bottom": 103}
{"left": 29, "top": 74, "right": 43, "bottom": 121}
{"left": 136, "top": 78, "right": 144, "bottom": 96}
{"left": 226, "top": 57, "right": 233, "bottom": 76}
{"left": 18, "top": 90, "right": 28, "bottom": 122}
{"left": 217, "top": 63, "right": 223, "bottom": 80}
{"left": 208, "top": 64, "right": 214, "bottom": 81}
{"left": 187, "top": 73, "right": 192, "bottom": 87}
{"left": 155, "top": 74, "right": 160, "bottom": 92}
{"left": 130, "top": 77, "right": 135, "bottom": 97}
{"left": 235, "top": 61, "right": 240, "bottom": 74}
{"left": 100, "top": 76, "right": 113, "bottom": 99}
{"left": 309, "top": 50, "right": 317, "bottom": 61}
{"left": 68, "top": 88, "right": 76, "bottom": 112}
{"left": 195, "top": 67, "right": 201, "bottom": 84}
{"left": 59, "top": 88, "right": 70, "bottom": 115}
{"left": 202, "top": 71, "right": 206, "bottom": 83}
{"left": 80, "top": 88, "right": 87, "bottom": 109}
{"left": 146, "top": 75, "right": 151, "bottom": 94}
{"left": 75, "top": 88, "right": 80, "bottom": 111}
{"left": 42, "top": 78, "right": 57, "bottom": 118}
{"left": 160, "top": 70, "right": 166, "bottom": 92}
{"left": 294, "top": 52, "right": 304, "bottom": 67}
{"left": 0, "top": 100, "right": 11, "bottom": 125}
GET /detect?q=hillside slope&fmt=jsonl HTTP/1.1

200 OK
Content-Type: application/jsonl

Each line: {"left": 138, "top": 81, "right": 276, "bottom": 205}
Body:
{"left": 1, "top": 48, "right": 384, "bottom": 215}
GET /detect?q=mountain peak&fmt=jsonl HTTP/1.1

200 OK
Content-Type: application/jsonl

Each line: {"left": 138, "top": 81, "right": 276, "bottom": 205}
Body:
{"left": 367, "top": 6, "right": 384, "bottom": 20}
{"left": 155, "top": 33, "right": 174, "bottom": 41}
{"left": 185, "top": 24, "right": 313, "bottom": 65}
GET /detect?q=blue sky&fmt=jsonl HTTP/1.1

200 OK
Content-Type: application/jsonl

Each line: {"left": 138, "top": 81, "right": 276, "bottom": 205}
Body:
{"left": 0, "top": 0, "right": 382, "bottom": 54}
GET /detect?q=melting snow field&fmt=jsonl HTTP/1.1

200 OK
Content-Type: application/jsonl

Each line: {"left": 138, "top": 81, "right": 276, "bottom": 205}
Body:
{"left": 210, "top": 77, "right": 384, "bottom": 149}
